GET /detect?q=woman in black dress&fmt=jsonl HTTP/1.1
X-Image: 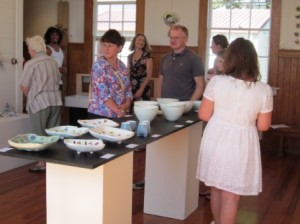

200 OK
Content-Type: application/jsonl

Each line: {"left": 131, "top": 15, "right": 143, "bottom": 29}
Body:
{"left": 127, "top": 33, "right": 153, "bottom": 102}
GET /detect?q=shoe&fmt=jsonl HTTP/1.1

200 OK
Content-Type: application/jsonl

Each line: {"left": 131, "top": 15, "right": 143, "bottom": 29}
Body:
{"left": 133, "top": 179, "right": 145, "bottom": 190}
{"left": 29, "top": 165, "right": 46, "bottom": 172}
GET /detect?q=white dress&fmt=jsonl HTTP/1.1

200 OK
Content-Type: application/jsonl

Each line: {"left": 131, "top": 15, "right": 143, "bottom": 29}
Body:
{"left": 196, "top": 75, "right": 273, "bottom": 195}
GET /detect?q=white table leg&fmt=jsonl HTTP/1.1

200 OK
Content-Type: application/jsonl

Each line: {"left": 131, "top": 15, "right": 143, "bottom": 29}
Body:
{"left": 46, "top": 152, "right": 133, "bottom": 224}
{"left": 144, "top": 122, "right": 202, "bottom": 220}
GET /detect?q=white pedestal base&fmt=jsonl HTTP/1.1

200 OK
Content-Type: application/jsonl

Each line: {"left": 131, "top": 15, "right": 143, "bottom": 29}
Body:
{"left": 46, "top": 152, "right": 133, "bottom": 224}
{"left": 144, "top": 122, "right": 202, "bottom": 220}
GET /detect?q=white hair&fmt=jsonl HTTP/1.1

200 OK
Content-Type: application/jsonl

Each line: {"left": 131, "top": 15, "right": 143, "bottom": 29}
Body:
{"left": 26, "top": 35, "right": 46, "bottom": 53}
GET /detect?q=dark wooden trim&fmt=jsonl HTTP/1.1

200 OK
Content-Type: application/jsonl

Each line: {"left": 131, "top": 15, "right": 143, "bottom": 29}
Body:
{"left": 151, "top": 45, "right": 170, "bottom": 53}
{"left": 84, "top": 0, "right": 93, "bottom": 73}
{"left": 136, "top": 0, "right": 145, "bottom": 34}
{"left": 198, "top": 0, "right": 208, "bottom": 65}
{"left": 68, "top": 43, "right": 84, "bottom": 51}
{"left": 279, "top": 49, "right": 300, "bottom": 58}
{"left": 268, "top": 0, "right": 281, "bottom": 85}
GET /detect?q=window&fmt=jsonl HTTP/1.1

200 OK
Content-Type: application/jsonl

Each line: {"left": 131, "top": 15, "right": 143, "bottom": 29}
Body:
{"left": 207, "top": 0, "right": 271, "bottom": 82}
{"left": 93, "top": 0, "right": 136, "bottom": 64}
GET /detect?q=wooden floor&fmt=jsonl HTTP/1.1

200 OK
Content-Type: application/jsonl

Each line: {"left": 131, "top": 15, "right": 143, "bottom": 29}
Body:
{"left": 0, "top": 149, "right": 300, "bottom": 224}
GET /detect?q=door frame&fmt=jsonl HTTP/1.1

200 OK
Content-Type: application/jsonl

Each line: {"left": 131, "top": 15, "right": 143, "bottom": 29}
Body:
{"left": 15, "top": 0, "right": 23, "bottom": 113}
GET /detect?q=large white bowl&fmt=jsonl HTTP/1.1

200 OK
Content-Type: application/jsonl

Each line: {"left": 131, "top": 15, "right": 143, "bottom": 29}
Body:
{"left": 182, "top": 101, "right": 194, "bottom": 113}
{"left": 134, "top": 105, "right": 158, "bottom": 122}
{"left": 160, "top": 102, "right": 185, "bottom": 121}
{"left": 134, "top": 101, "right": 159, "bottom": 107}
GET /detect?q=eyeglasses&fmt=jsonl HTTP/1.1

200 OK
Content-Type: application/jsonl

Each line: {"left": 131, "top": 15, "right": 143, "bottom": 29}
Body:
{"left": 169, "top": 36, "right": 187, "bottom": 41}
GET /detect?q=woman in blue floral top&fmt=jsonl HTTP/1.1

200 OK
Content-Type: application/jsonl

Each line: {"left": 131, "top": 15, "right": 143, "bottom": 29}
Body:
{"left": 88, "top": 29, "right": 133, "bottom": 118}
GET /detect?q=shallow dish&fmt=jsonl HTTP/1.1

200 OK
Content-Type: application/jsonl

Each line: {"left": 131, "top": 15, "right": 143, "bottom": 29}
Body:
{"left": 89, "top": 126, "right": 135, "bottom": 143}
{"left": 77, "top": 119, "right": 119, "bottom": 128}
{"left": 45, "top": 126, "right": 89, "bottom": 139}
{"left": 8, "top": 134, "right": 59, "bottom": 151}
{"left": 64, "top": 139, "right": 105, "bottom": 154}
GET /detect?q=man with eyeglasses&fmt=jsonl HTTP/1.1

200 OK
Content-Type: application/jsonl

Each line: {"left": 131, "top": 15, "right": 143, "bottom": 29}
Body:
{"left": 157, "top": 24, "right": 205, "bottom": 101}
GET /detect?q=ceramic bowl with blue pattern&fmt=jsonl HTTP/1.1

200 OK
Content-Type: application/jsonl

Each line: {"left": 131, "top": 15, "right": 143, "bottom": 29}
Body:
{"left": 8, "top": 134, "right": 60, "bottom": 151}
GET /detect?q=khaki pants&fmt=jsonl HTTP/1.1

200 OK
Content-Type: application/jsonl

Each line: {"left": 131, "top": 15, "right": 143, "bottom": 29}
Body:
{"left": 29, "top": 106, "right": 61, "bottom": 135}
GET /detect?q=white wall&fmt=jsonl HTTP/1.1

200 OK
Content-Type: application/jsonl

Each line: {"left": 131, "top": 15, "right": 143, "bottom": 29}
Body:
{"left": 280, "top": 0, "right": 300, "bottom": 50}
{"left": 24, "top": 0, "right": 84, "bottom": 43}
{"left": 144, "top": 0, "right": 199, "bottom": 46}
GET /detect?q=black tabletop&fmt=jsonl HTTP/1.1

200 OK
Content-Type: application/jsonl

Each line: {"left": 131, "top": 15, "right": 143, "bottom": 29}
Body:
{"left": 0, "top": 111, "right": 201, "bottom": 169}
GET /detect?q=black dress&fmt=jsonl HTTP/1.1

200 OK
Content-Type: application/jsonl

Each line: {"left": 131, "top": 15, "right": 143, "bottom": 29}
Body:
{"left": 128, "top": 51, "right": 151, "bottom": 100}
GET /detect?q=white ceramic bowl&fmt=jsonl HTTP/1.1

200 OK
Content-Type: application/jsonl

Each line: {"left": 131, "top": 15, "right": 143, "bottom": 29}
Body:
{"left": 134, "top": 105, "right": 158, "bottom": 122}
{"left": 8, "top": 134, "right": 59, "bottom": 151}
{"left": 156, "top": 98, "right": 179, "bottom": 107}
{"left": 78, "top": 118, "right": 119, "bottom": 128}
{"left": 64, "top": 139, "right": 105, "bottom": 154}
{"left": 160, "top": 102, "right": 185, "bottom": 121}
{"left": 89, "top": 126, "right": 135, "bottom": 144}
{"left": 134, "top": 101, "right": 159, "bottom": 107}
{"left": 182, "top": 101, "right": 194, "bottom": 113}
{"left": 45, "top": 126, "right": 89, "bottom": 139}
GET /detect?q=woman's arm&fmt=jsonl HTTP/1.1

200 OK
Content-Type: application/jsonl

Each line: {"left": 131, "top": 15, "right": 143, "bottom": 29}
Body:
{"left": 198, "top": 97, "right": 214, "bottom": 121}
{"left": 257, "top": 112, "right": 272, "bottom": 131}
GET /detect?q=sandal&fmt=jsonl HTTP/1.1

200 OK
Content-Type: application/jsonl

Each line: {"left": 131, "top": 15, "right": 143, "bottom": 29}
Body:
{"left": 199, "top": 189, "right": 211, "bottom": 196}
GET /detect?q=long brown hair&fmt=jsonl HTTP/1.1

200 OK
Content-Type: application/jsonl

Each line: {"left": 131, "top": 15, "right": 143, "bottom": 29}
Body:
{"left": 223, "top": 38, "right": 261, "bottom": 82}
{"left": 129, "top": 33, "right": 152, "bottom": 52}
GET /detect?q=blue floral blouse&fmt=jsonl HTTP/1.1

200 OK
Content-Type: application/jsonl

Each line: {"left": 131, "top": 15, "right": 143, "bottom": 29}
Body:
{"left": 88, "top": 56, "right": 132, "bottom": 118}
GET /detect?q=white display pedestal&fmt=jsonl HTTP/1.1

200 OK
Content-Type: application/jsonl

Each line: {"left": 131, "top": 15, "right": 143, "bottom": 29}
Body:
{"left": 46, "top": 152, "right": 133, "bottom": 224}
{"left": 144, "top": 122, "right": 202, "bottom": 219}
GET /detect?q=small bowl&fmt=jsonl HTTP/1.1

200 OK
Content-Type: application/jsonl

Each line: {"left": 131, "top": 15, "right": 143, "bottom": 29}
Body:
{"left": 134, "top": 105, "right": 158, "bottom": 122}
{"left": 160, "top": 102, "right": 185, "bottom": 121}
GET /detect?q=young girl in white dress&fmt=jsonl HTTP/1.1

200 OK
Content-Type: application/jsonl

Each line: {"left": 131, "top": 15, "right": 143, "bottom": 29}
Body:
{"left": 197, "top": 37, "right": 273, "bottom": 224}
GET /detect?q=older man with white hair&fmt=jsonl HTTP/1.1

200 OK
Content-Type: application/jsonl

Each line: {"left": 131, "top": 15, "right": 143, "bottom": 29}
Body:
{"left": 20, "top": 35, "right": 63, "bottom": 172}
